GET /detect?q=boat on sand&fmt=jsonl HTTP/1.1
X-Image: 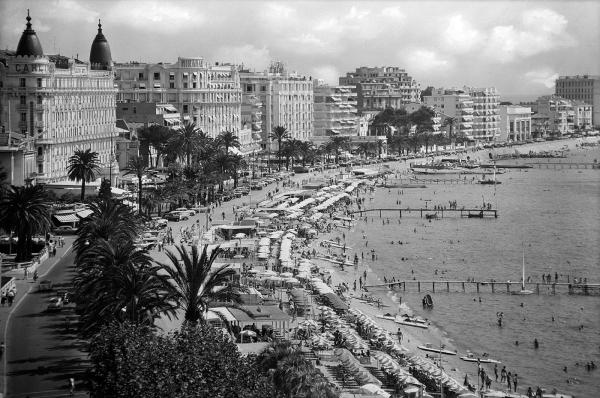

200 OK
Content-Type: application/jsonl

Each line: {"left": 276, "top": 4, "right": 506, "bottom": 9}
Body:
{"left": 417, "top": 343, "right": 457, "bottom": 355}
{"left": 460, "top": 352, "right": 501, "bottom": 364}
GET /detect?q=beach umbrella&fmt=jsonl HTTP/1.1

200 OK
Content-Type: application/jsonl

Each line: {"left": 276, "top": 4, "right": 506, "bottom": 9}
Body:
{"left": 280, "top": 272, "right": 293, "bottom": 278}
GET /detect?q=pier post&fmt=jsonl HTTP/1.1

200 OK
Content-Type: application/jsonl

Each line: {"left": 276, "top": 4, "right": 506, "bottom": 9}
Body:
{"left": 462, "top": 282, "right": 465, "bottom": 292}
{"left": 536, "top": 284, "right": 539, "bottom": 294}
{"left": 552, "top": 284, "right": 556, "bottom": 295}
{"left": 403, "top": 282, "right": 406, "bottom": 291}
{"left": 494, "top": 210, "right": 497, "bottom": 218}
{"left": 491, "top": 283, "right": 495, "bottom": 293}
{"left": 506, "top": 283, "right": 510, "bottom": 293}
{"left": 379, "top": 210, "right": 382, "bottom": 217}
{"left": 420, "top": 209, "right": 423, "bottom": 218}
{"left": 432, "top": 282, "right": 435, "bottom": 293}
{"left": 446, "top": 282, "right": 450, "bottom": 292}
{"left": 476, "top": 283, "right": 479, "bottom": 293}
{"left": 417, "top": 282, "right": 420, "bottom": 292}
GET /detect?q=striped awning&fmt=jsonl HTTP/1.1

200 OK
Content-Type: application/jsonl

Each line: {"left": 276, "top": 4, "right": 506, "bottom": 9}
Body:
{"left": 53, "top": 214, "right": 79, "bottom": 223}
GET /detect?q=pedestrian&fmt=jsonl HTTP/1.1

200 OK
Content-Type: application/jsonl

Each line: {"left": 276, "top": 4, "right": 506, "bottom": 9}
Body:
{"left": 7, "top": 290, "right": 15, "bottom": 306}
{"left": 527, "top": 386, "right": 533, "bottom": 398}
{"left": 494, "top": 363, "right": 498, "bottom": 381}
{"left": 33, "top": 270, "right": 38, "bottom": 282}
{"left": 507, "top": 371, "right": 512, "bottom": 390}
{"left": 69, "top": 377, "right": 75, "bottom": 396}
{"left": 0, "top": 292, "right": 5, "bottom": 307}
{"left": 513, "top": 373, "right": 518, "bottom": 392}
{"left": 501, "top": 366, "right": 507, "bottom": 382}
{"left": 23, "top": 268, "right": 28, "bottom": 280}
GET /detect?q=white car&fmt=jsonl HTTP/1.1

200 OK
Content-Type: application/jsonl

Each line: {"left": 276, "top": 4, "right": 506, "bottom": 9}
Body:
{"left": 175, "top": 208, "right": 196, "bottom": 217}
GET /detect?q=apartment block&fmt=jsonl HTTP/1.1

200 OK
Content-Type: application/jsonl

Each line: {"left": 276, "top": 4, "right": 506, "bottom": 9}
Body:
{"left": 423, "top": 88, "right": 474, "bottom": 139}
{"left": 339, "top": 66, "right": 421, "bottom": 112}
{"left": 313, "top": 84, "right": 359, "bottom": 138}
{"left": 239, "top": 62, "right": 313, "bottom": 150}
{"left": 555, "top": 75, "right": 599, "bottom": 127}
{"left": 114, "top": 57, "right": 242, "bottom": 138}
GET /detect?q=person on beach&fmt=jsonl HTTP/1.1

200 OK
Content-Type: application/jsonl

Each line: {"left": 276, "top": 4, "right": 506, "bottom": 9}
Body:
{"left": 500, "top": 366, "right": 507, "bottom": 382}
{"left": 494, "top": 364, "right": 498, "bottom": 381}
{"left": 513, "top": 373, "right": 518, "bottom": 392}
{"left": 507, "top": 371, "right": 512, "bottom": 390}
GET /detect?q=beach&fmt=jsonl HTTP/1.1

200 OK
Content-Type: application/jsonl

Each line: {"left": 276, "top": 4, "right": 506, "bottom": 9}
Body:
{"left": 153, "top": 136, "right": 599, "bottom": 397}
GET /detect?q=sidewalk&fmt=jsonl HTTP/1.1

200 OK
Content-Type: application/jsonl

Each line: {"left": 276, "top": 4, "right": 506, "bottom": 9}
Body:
{"left": 0, "top": 235, "right": 76, "bottom": 396}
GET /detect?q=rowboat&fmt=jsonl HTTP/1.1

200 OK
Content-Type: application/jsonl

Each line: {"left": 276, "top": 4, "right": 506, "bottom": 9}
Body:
{"left": 460, "top": 353, "right": 501, "bottom": 364}
{"left": 417, "top": 343, "right": 457, "bottom": 355}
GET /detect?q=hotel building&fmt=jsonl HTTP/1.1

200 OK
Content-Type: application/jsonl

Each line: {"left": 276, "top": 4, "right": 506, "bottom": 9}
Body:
{"left": 0, "top": 13, "right": 118, "bottom": 185}
{"left": 239, "top": 62, "right": 313, "bottom": 150}
{"left": 114, "top": 58, "right": 242, "bottom": 138}
{"left": 555, "top": 75, "right": 599, "bottom": 127}
{"left": 339, "top": 66, "right": 421, "bottom": 112}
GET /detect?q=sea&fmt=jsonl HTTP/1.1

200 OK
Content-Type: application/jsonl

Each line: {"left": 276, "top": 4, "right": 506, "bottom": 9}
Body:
{"left": 345, "top": 146, "right": 600, "bottom": 397}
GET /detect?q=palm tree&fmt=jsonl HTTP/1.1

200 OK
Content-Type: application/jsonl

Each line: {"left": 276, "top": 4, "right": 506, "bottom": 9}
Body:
{"left": 74, "top": 199, "right": 140, "bottom": 261}
{"left": 125, "top": 155, "right": 147, "bottom": 215}
{"left": 328, "top": 136, "right": 351, "bottom": 164}
{"left": 67, "top": 148, "right": 100, "bottom": 202}
{"left": 282, "top": 138, "right": 302, "bottom": 170}
{"left": 297, "top": 141, "right": 316, "bottom": 166}
{"left": 0, "top": 185, "right": 52, "bottom": 262}
{"left": 74, "top": 239, "right": 176, "bottom": 336}
{"left": 356, "top": 142, "right": 374, "bottom": 159}
{"left": 160, "top": 244, "right": 235, "bottom": 326}
{"left": 217, "top": 130, "right": 241, "bottom": 154}
{"left": 138, "top": 125, "right": 172, "bottom": 168}
{"left": 169, "top": 121, "right": 201, "bottom": 166}
{"left": 269, "top": 126, "right": 290, "bottom": 171}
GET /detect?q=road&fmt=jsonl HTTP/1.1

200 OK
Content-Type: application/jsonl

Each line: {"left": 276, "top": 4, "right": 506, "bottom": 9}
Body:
{"left": 6, "top": 248, "right": 88, "bottom": 397}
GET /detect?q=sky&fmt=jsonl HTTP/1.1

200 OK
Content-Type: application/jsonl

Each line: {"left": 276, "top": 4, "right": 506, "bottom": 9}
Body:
{"left": 1, "top": 0, "right": 599, "bottom": 100}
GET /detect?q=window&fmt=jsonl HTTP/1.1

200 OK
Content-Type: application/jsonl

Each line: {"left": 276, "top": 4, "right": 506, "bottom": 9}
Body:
{"left": 37, "top": 96, "right": 42, "bottom": 105}
{"left": 20, "top": 78, "right": 26, "bottom": 87}
{"left": 37, "top": 147, "right": 43, "bottom": 156}
{"left": 183, "top": 104, "right": 188, "bottom": 113}
{"left": 20, "top": 113, "right": 27, "bottom": 122}
{"left": 20, "top": 96, "right": 26, "bottom": 105}
{"left": 183, "top": 82, "right": 188, "bottom": 88}
{"left": 154, "top": 72, "right": 160, "bottom": 80}
{"left": 38, "top": 164, "right": 43, "bottom": 174}
{"left": 133, "top": 107, "right": 137, "bottom": 114}
{"left": 169, "top": 82, "right": 175, "bottom": 89}
{"left": 169, "top": 73, "right": 175, "bottom": 80}
{"left": 37, "top": 78, "right": 42, "bottom": 88}
{"left": 246, "top": 84, "right": 253, "bottom": 92}
{"left": 193, "top": 82, "right": 197, "bottom": 89}
{"left": 138, "top": 72, "right": 144, "bottom": 80}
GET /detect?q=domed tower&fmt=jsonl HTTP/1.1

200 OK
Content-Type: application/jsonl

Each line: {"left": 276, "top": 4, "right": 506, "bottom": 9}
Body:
{"left": 89, "top": 19, "right": 112, "bottom": 70}
{"left": 16, "top": 9, "right": 44, "bottom": 57}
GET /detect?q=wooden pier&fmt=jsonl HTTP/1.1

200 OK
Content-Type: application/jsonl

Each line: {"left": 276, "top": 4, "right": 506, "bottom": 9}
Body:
{"left": 407, "top": 177, "right": 476, "bottom": 184}
{"left": 364, "top": 280, "right": 600, "bottom": 296}
{"left": 350, "top": 208, "right": 498, "bottom": 218}
{"left": 526, "top": 161, "right": 599, "bottom": 169}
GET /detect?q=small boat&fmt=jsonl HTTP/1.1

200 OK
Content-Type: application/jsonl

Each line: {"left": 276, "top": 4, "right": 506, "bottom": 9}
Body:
{"left": 511, "top": 245, "right": 533, "bottom": 295}
{"left": 396, "top": 315, "right": 429, "bottom": 329}
{"left": 478, "top": 179, "right": 501, "bottom": 185}
{"left": 422, "top": 294, "right": 434, "bottom": 308}
{"left": 467, "top": 211, "right": 484, "bottom": 218}
{"left": 417, "top": 343, "right": 456, "bottom": 355}
{"left": 460, "top": 353, "right": 501, "bottom": 364}
{"left": 425, "top": 213, "right": 438, "bottom": 220}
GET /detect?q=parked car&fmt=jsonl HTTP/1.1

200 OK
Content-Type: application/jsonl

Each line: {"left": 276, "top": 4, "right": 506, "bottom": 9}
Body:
{"left": 53, "top": 226, "right": 76, "bottom": 235}
{"left": 47, "top": 297, "right": 63, "bottom": 312}
{"left": 175, "top": 208, "right": 196, "bottom": 217}
{"left": 165, "top": 211, "right": 189, "bottom": 222}
{"left": 191, "top": 206, "right": 210, "bottom": 213}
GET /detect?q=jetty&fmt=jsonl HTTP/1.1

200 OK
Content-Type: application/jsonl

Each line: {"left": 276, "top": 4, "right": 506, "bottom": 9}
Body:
{"left": 526, "top": 161, "right": 599, "bottom": 169}
{"left": 407, "top": 177, "right": 476, "bottom": 184}
{"left": 350, "top": 208, "right": 498, "bottom": 218}
{"left": 364, "top": 280, "right": 600, "bottom": 296}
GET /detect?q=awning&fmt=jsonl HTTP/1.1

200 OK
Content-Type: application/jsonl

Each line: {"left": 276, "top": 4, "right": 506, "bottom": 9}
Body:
{"left": 53, "top": 214, "right": 79, "bottom": 223}
{"left": 76, "top": 209, "right": 93, "bottom": 219}
{"left": 322, "top": 293, "right": 348, "bottom": 311}
{"left": 153, "top": 83, "right": 161, "bottom": 88}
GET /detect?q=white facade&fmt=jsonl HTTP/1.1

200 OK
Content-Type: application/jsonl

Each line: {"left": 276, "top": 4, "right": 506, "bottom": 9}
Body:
{"left": 423, "top": 88, "right": 474, "bottom": 139}
{"left": 313, "top": 84, "right": 359, "bottom": 138}
{"left": 240, "top": 63, "right": 313, "bottom": 149}
{"left": 114, "top": 57, "right": 242, "bottom": 138}
{"left": 498, "top": 105, "right": 531, "bottom": 142}
{"left": 0, "top": 54, "right": 118, "bottom": 184}
{"left": 468, "top": 87, "right": 500, "bottom": 142}
{"left": 339, "top": 66, "right": 421, "bottom": 112}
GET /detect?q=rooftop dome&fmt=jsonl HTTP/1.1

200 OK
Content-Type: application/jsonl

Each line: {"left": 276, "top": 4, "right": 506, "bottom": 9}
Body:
{"left": 89, "top": 19, "right": 112, "bottom": 70}
{"left": 16, "top": 10, "right": 44, "bottom": 57}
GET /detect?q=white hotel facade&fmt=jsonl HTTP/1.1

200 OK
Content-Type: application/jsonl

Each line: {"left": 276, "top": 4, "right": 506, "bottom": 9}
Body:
{"left": 0, "top": 13, "right": 118, "bottom": 184}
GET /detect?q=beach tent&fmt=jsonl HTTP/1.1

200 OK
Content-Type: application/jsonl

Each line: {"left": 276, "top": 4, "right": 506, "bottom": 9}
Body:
{"left": 359, "top": 384, "right": 391, "bottom": 398}
{"left": 321, "top": 292, "right": 348, "bottom": 312}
